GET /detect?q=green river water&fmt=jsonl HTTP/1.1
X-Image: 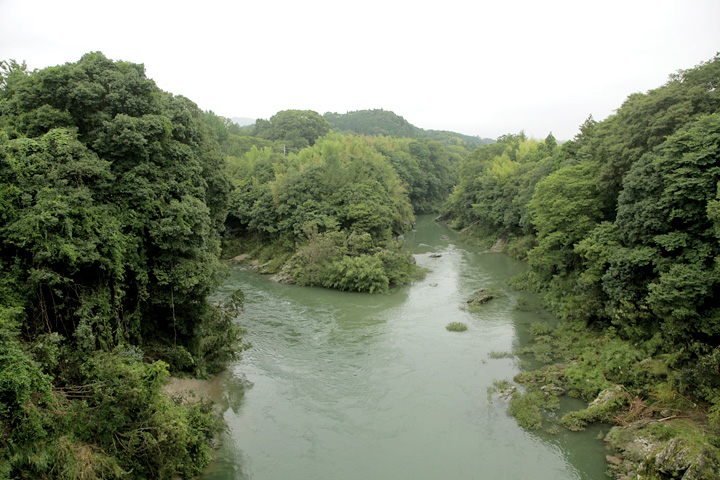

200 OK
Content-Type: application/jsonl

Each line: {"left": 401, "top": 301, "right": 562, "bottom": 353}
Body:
{"left": 202, "top": 216, "right": 610, "bottom": 480}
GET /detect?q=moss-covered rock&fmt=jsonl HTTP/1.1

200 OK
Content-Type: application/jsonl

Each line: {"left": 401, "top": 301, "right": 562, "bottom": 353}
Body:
{"left": 605, "top": 419, "right": 720, "bottom": 479}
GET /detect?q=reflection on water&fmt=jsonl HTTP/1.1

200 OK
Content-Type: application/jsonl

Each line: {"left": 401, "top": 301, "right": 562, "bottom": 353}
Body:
{"left": 203, "top": 216, "right": 609, "bottom": 480}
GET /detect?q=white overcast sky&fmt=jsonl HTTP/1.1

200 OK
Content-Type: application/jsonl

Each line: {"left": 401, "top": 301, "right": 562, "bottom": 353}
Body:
{"left": 1, "top": 0, "right": 718, "bottom": 140}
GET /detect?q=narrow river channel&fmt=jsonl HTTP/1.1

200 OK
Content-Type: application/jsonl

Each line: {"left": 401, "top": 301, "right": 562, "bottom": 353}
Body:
{"left": 202, "top": 215, "right": 610, "bottom": 480}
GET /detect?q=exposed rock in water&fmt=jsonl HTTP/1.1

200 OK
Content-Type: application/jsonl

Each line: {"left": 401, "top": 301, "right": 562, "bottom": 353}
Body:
{"left": 655, "top": 437, "right": 693, "bottom": 475}
{"left": 429, "top": 253, "right": 442, "bottom": 258}
{"left": 467, "top": 288, "right": 495, "bottom": 306}
{"left": 270, "top": 267, "right": 295, "bottom": 284}
{"left": 488, "top": 385, "right": 516, "bottom": 403}
{"left": 560, "top": 385, "right": 630, "bottom": 431}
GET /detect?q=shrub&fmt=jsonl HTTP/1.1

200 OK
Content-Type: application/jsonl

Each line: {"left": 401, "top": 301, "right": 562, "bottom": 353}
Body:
{"left": 328, "top": 254, "right": 390, "bottom": 293}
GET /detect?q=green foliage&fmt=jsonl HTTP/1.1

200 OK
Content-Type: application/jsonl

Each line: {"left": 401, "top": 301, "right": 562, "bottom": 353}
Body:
{"left": 73, "top": 351, "right": 221, "bottom": 479}
{"left": 0, "top": 52, "right": 243, "bottom": 478}
{"left": 253, "top": 109, "right": 330, "bottom": 151}
{"left": 442, "top": 133, "right": 557, "bottom": 238}
{"left": 223, "top": 132, "right": 430, "bottom": 292}
{"left": 508, "top": 388, "right": 559, "bottom": 430}
{"left": 329, "top": 254, "right": 390, "bottom": 293}
{"left": 488, "top": 350, "right": 514, "bottom": 359}
{"left": 445, "top": 54, "right": 720, "bottom": 391}
{"left": 446, "top": 322, "right": 468, "bottom": 332}
{"left": 285, "top": 231, "right": 418, "bottom": 293}
{"left": 0, "top": 51, "right": 232, "bottom": 346}
{"left": 324, "top": 108, "right": 492, "bottom": 148}
{"left": 560, "top": 386, "right": 630, "bottom": 431}
{"left": 0, "top": 337, "right": 222, "bottom": 479}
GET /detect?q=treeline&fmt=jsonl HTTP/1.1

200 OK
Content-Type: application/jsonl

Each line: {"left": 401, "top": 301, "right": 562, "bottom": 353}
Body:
{"left": 0, "top": 53, "right": 244, "bottom": 478}
{"left": 323, "top": 108, "right": 495, "bottom": 148}
{"left": 443, "top": 55, "right": 720, "bottom": 420}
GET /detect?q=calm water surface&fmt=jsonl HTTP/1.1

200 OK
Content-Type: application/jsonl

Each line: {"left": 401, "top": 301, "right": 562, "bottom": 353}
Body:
{"left": 202, "top": 216, "right": 609, "bottom": 480}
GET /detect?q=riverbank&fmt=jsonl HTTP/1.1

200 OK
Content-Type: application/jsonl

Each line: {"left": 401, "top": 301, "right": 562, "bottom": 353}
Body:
{"left": 443, "top": 217, "right": 720, "bottom": 479}
{"left": 202, "top": 215, "right": 610, "bottom": 479}
{"left": 163, "top": 376, "right": 225, "bottom": 403}
{"left": 507, "top": 317, "right": 720, "bottom": 479}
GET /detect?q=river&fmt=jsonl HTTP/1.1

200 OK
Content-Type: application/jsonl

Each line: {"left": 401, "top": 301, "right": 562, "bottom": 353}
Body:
{"left": 202, "top": 215, "right": 609, "bottom": 480}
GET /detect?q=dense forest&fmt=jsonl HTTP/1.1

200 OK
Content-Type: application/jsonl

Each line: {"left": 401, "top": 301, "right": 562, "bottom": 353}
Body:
{"left": 442, "top": 55, "right": 720, "bottom": 477}
{"left": 208, "top": 107, "right": 470, "bottom": 293}
{"left": 323, "top": 108, "right": 495, "bottom": 148}
{"left": 3, "top": 49, "right": 720, "bottom": 479}
{"left": 220, "top": 131, "right": 468, "bottom": 292}
{"left": 0, "top": 53, "right": 245, "bottom": 478}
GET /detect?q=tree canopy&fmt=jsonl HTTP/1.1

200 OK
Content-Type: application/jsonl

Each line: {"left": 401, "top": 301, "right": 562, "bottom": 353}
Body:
{"left": 0, "top": 52, "right": 242, "bottom": 478}
{"left": 442, "top": 54, "right": 720, "bottom": 397}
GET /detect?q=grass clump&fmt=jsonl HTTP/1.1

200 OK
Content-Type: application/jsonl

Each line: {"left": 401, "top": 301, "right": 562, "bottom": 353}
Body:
{"left": 488, "top": 350, "right": 514, "bottom": 359}
{"left": 508, "top": 389, "right": 560, "bottom": 430}
{"left": 446, "top": 322, "right": 468, "bottom": 332}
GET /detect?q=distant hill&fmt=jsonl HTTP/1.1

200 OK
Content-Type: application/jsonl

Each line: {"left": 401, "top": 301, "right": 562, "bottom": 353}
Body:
{"left": 323, "top": 109, "right": 494, "bottom": 148}
{"left": 231, "top": 117, "right": 256, "bottom": 127}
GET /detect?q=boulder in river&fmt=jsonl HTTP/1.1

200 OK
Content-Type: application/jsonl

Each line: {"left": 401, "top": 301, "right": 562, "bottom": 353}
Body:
{"left": 467, "top": 288, "right": 496, "bottom": 306}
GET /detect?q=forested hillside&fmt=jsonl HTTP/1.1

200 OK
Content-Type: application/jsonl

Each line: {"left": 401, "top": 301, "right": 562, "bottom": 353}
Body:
{"left": 443, "top": 55, "right": 720, "bottom": 350}
{"left": 0, "top": 53, "right": 244, "bottom": 478}
{"left": 323, "top": 109, "right": 495, "bottom": 148}
{"left": 442, "top": 55, "right": 720, "bottom": 477}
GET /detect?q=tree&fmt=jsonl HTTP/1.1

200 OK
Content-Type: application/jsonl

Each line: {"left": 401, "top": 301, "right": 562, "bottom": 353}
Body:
{"left": 254, "top": 109, "right": 330, "bottom": 150}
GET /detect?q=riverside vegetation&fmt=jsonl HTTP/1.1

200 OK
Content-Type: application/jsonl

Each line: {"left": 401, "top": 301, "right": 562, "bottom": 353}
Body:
{"left": 0, "top": 53, "right": 470, "bottom": 478}
{"left": 442, "top": 55, "right": 720, "bottom": 478}
{"left": 0, "top": 53, "right": 249, "bottom": 479}
{"left": 2, "top": 49, "right": 720, "bottom": 479}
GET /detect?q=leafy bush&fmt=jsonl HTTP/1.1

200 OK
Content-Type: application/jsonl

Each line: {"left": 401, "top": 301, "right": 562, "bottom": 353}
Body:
{"left": 329, "top": 254, "right": 390, "bottom": 293}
